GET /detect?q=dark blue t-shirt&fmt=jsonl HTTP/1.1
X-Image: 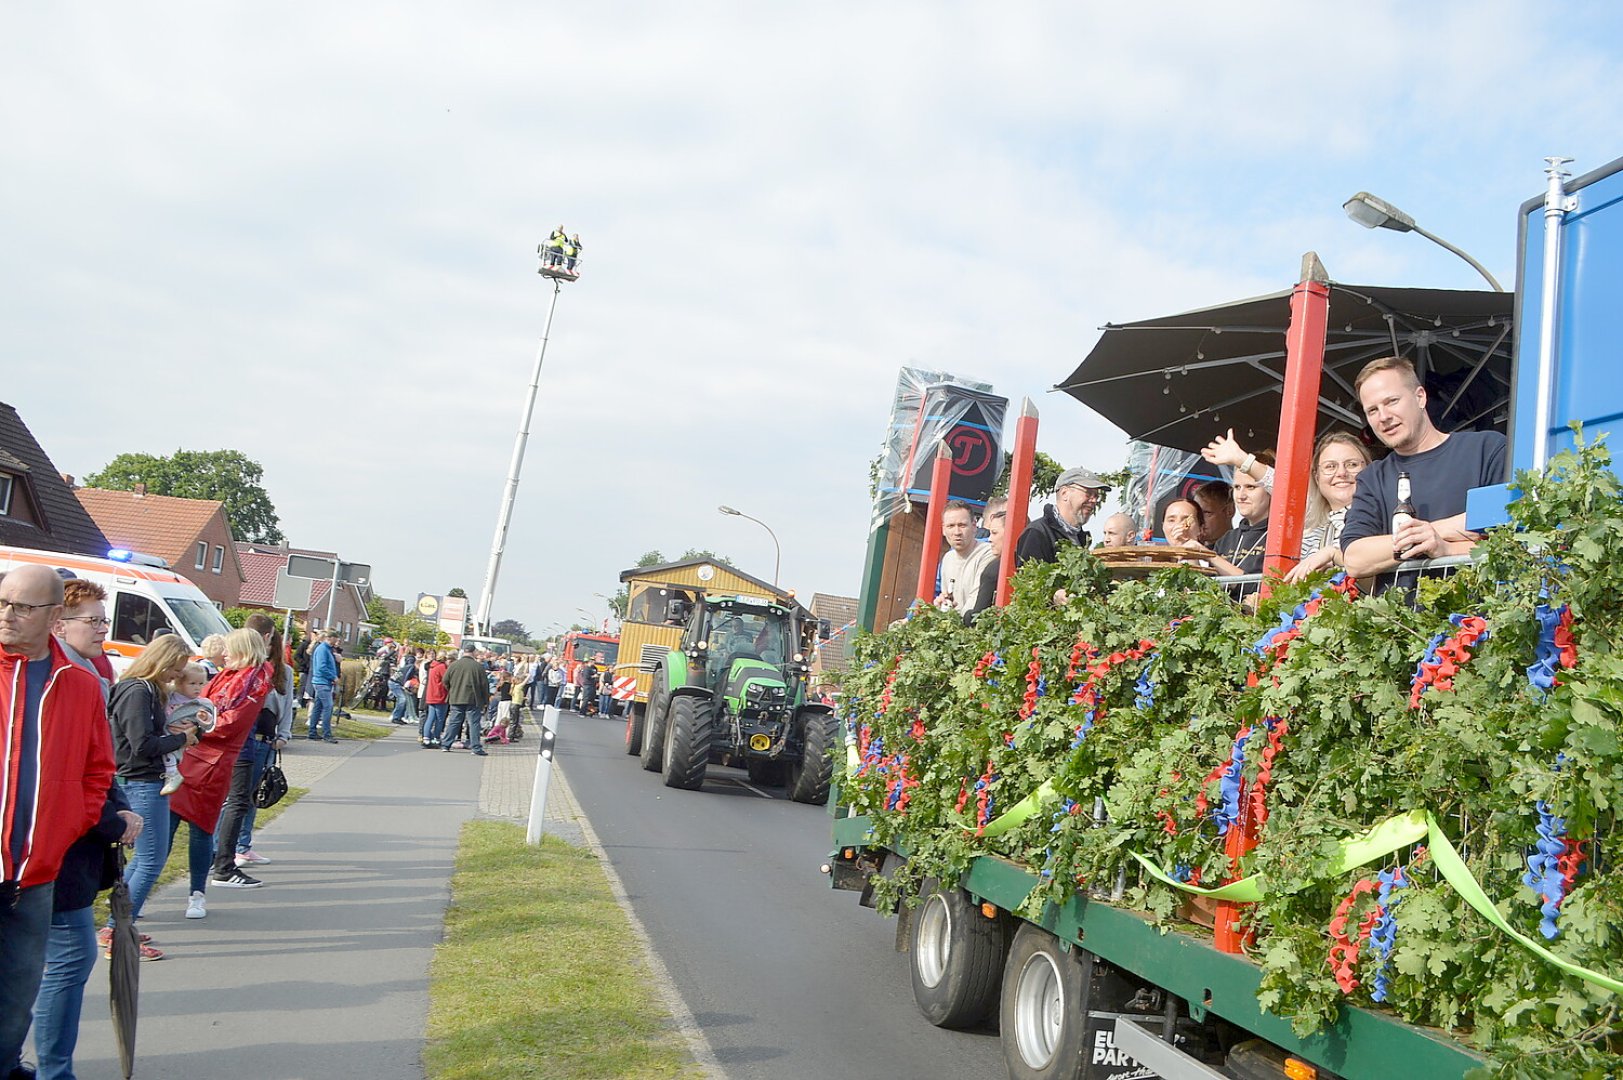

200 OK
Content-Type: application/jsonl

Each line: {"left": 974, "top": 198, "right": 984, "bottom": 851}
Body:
{"left": 9, "top": 657, "right": 50, "bottom": 873}
{"left": 1341, "top": 430, "right": 1507, "bottom": 550}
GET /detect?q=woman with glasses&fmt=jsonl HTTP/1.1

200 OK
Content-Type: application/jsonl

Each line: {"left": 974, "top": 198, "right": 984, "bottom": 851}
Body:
{"left": 1282, "top": 432, "right": 1373, "bottom": 584}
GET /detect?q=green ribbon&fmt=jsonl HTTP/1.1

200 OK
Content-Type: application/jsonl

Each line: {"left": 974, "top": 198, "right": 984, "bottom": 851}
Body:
{"left": 977, "top": 779, "right": 1057, "bottom": 837}
{"left": 1135, "top": 809, "right": 1623, "bottom": 996}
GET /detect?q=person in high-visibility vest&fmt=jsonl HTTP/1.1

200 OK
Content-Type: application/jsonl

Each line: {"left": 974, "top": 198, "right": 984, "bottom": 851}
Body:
{"left": 565, "top": 233, "right": 581, "bottom": 272}
{"left": 546, "top": 226, "right": 567, "bottom": 267}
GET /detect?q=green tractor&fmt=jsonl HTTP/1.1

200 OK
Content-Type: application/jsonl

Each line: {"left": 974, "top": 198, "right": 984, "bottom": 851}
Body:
{"left": 634, "top": 593, "right": 838, "bottom": 803}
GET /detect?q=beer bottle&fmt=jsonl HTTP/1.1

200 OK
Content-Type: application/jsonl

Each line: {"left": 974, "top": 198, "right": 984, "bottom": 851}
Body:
{"left": 1392, "top": 471, "right": 1416, "bottom": 559}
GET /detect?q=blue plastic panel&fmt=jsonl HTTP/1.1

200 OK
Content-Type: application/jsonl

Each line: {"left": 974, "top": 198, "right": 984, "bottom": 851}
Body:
{"left": 1512, "top": 157, "right": 1623, "bottom": 473}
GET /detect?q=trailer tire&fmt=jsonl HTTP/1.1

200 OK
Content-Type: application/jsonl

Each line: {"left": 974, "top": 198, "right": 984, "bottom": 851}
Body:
{"left": 910, "top": 884, "right": 1004, "bottom": 1029}
{"left": 624, "top": 702, "right": 645, "bottom": 756}
{"left": 661, "top": 694, "right": 711, "bottom": 790}
{"left": 640, "top": 669, "right": 671, "bottom": 772}
{"left": 1000, "top": 924, "right": 1087, "bottom": 1080}
{"left": 788, "top": 710, "right": 837, "bottom": 805}
{"left": 745, "top": 759, "right": 787, "bottom": 787}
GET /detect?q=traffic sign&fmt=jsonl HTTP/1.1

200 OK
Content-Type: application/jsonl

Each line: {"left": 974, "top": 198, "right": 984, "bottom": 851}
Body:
{"left": 273, "top": 568, "right": 317, "bottom": 611}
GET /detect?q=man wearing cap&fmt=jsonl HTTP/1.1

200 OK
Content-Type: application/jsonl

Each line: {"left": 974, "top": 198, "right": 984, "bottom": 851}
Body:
{"left": 1015, "top": 466, "right": 1110, "bottom": 567}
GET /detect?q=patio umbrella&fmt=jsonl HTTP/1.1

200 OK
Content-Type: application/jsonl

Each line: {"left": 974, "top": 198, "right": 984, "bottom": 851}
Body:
{"left": 107, "top": 848, "right": 139, "bottom": 1078}
{"left": 1056, "top": 282, "right": 1514, "bottom": 454}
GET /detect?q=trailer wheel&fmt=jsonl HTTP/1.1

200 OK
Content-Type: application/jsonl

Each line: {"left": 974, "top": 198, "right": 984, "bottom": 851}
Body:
{"left": 910, "top": 884, "right": 1004, "bottom": 1029}
{"left": 639, "top": 669, "right": 671, "bottom": 772}
{"left": 745, "top": 759, "right": 787, "bottom": 787}
{"left": 787, "top": 710, "right": 837, "bottom": 805}
{"left": 624, "top": 702, "right": 646, "bottom": 756}
{"left": 1000, "top": 924, "right": 1087, "bottom": 1080}
{"left": 661, "top": 694, "right": 712, "bottom": 790}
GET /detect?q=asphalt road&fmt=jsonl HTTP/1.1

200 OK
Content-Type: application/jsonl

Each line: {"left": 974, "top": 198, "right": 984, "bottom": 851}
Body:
{"left": 556, "top": 708, "right": 1007, "bottom": 1080}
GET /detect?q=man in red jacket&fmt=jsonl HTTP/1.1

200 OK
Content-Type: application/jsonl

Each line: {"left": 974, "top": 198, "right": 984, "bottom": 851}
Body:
{"left": 0, "top": 564, "right": 116, "bottom": 1076}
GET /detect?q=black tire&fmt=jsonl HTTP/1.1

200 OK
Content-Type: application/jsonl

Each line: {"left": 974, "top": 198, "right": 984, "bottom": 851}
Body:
{"left": 640, "top": 668, "right": 671, "bottom": 772}
{"left": 745, "top": 759, "right": 787, "bottom": 787}
{"left": 661, "top": 694, "right": 712, "bottom": 791}
{"left": 624, "top": 702, "right": 645, "bottom": 756}
{"left": 1000, "top": 924, "right": 1087, "bottom": 1080}
{"left": 910, "top": 884, "right": 1005, "bottom": 1029}
{"left": 788, "top": 710, "right": 838, "bottom": 804}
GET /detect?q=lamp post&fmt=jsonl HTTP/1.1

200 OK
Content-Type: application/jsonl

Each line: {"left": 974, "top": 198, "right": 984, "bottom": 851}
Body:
{"left": 718, "top": 504, "right": 781, "bottom": 585}
{"left": 1342, "top": 192, "right": 1505, "bottom": 291}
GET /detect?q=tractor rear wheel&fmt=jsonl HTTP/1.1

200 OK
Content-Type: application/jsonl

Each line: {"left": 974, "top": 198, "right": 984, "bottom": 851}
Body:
{"left": 788, "top": 710, "right": 838, "bottom": 805}
{"left": 639, "top": 668, "right": 671, "bottom": 771}
{"left": 624, "top": 702, "right": 645, "bottom": 756}
{"left": 662, "top": 694, "right": 712, "bottom": 791}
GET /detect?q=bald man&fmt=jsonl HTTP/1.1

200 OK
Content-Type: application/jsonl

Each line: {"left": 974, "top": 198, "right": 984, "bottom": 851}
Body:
{"left": 1099, "top": 512, "right": 1138, "bottom": 548}
{"left": 0, "top": 564, "right": 116, "bottom": 1073}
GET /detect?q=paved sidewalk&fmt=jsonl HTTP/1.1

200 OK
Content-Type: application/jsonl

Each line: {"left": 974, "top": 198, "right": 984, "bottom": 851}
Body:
{"left": 65, "top": 707, "right": 581, "bottom": 1080}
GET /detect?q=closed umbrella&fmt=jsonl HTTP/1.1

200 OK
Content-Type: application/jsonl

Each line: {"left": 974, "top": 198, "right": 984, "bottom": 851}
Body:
{"left": 107, "top": 849, "right": 140, "bottom": 1078}
{"left": 1056, "top": 282, "right": 1513, "bottom": 454}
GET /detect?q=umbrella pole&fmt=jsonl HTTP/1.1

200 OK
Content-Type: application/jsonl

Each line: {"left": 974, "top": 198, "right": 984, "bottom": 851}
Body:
{"left": 1260, "top": 252, "right": 1332, "bottom": 597}
{"left": 995, "top": 398, "right": 1040, "bottom": 607}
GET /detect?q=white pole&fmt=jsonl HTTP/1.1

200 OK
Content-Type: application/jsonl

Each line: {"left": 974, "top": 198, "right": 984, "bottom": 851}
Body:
{"left": 1532, "top": 156, "right": 1575, "bottom": 472}
{"left": 323, "top": 559, "right": 340, "bottom": 634}
{"left": 477, "top": 279, "right": 565, "bottom": 636}
{"left": 525, "top": 705, "right": 561, "bottom": 845}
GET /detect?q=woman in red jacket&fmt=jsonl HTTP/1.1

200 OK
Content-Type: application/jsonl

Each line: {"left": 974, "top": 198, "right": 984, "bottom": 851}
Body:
{"left": 420, "top": 651, "right": 450, "bottom": 748}
{"left": 169, "top": 628, "right": 270, "bottom": 916}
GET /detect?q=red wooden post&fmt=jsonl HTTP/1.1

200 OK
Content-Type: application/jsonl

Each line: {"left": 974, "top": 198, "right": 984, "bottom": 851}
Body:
{"left": 1260, "top": 252, "right": 1331, "bottom": 600}
{"left": 915, "top": 440, "right": 955, "bottom": 605}
{"left": 995, "top": 398, "right": 1039, "bottom": 607}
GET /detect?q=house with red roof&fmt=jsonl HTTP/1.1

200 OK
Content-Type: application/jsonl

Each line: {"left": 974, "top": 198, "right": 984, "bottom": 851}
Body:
{"left": 236, "top": 541, "right": 374, "bottom": 649}
{"left": 75, "top": 486, "right": 245, "bottom": 609}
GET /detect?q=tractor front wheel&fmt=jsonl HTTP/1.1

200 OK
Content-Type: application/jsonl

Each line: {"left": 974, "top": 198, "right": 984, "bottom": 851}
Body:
{"left": 661, "top": 695, "right": 712, "bottom": 791}
{"left": 788, "top": 710, "right": 838, "bottom": 805}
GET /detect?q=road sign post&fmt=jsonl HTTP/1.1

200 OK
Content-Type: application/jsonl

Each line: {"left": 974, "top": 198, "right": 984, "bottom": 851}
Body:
{"left": 525, "top": 705, "right": 561, "bottom": 845}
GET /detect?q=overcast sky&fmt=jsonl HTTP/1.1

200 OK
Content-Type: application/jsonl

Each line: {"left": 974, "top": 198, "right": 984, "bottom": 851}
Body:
{"left": 4, "top": 3, "right": 1621, "bottom": 636}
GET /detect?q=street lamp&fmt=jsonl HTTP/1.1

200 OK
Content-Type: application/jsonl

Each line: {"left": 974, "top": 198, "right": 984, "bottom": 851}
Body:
{"left": 1342, "top": 192, "right": 1505, "bottom": 291}
{"left": 718, "top": 504, "right": 781, "bottom": 585}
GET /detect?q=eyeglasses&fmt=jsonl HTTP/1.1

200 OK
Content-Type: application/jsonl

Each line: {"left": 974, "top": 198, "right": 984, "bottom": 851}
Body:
{"left": 62, "top": 616, "right": 112, "bottom": 628}
{"left": 1317, "top": 459, "right": 1366, "bottom": 477}
{"left": 0, "top": 599, "right": 59, "bottom": 616}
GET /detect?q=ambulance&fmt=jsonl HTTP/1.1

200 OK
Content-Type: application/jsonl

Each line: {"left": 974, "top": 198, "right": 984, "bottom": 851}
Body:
{"left": 0, "top": 544, "right": 234, "bottom": 667}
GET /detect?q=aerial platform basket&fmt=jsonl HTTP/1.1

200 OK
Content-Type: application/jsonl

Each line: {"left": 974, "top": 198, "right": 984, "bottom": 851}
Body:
{"left": 536, "top": 244, "right": 582, "bottom": 281}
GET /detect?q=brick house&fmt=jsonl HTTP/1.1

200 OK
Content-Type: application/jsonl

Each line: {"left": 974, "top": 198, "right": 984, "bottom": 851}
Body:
{"left": 0, "top": 401, "right": 110, "bottom": 555}
{"left": 75, "top": 487, "right": 246, "bottom": 609}
{"left": 237, "top": 542, "right": 373, "bottom": 650}
{"left": 809, "top": 592, "right": 860, "bottom": 685}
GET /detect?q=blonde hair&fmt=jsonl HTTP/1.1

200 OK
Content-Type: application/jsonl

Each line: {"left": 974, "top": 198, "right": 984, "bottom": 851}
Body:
{"left": 121, "top": 635, "right": 192, "bottom": 684}
{"left": 223, "top": 627, "right": 269, "bottom": 669}
{"left": 1305, "top": 431, "right": 1373, "bottom": 536}
{"left": 1353, "top": 355, "right": 1420, "bottom": 396}
{"left": 199, "top": 633, "right": 228, "bottom": 658}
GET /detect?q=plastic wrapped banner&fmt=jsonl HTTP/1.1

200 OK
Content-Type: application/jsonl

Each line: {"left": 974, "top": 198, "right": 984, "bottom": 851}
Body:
{"left": 870, "top": 368, "right": 1006, "bottom": 533}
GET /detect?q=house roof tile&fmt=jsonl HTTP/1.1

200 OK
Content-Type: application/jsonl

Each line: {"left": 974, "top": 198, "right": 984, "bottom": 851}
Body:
{"left": 74, "top": 488, "right": 244, "bottom": 582}
{"left": 0, "top": 401, "right": 110, "bottom": 555}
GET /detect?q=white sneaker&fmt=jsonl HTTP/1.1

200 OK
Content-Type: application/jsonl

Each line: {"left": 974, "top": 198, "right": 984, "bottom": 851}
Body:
{"left": 185, "top": 891, "right": 207, "bottom": 919}
{"left": 235, "top": 850, "right": 271, "bottom": 865}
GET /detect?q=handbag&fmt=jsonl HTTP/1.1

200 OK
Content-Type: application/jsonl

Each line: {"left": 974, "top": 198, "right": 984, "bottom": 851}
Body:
{"left": 254, "top": 749, "right": 289, "bottom": 809}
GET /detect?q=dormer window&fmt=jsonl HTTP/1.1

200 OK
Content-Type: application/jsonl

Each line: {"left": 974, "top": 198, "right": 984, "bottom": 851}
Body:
{"left": 0, "top": 472, "right": 12, "bottom": 516}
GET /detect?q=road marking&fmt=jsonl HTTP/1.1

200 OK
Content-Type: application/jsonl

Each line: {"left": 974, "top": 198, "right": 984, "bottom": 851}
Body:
{"left": 552, "top": 763, "right": 726, "bottom": 1079}
{"left": 711, "top": 775, "right": 775, "bottom": 800}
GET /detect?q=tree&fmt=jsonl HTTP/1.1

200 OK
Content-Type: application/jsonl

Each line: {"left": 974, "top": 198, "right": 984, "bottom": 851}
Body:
{"left": 679, "top": 547, "right": 731, "bottom": 563}
{"left": 993, "top": 450, "right": 1066, "bottom": 501}
{"left": 447, "top": 586, "right": 467, "bottom": 597}
{"left": 491, "top": 618, "right": 531, "bottom": 646}
{"left": 85, "top": 449, "right": 285, "bottom": 543}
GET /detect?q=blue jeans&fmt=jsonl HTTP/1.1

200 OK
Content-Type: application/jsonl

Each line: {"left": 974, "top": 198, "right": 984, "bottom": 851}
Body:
{"left": 167, "top": 816, "right": 214, "bottom": 895}
{"left": 422, "top": 702, "right": 448, "bottom": 744}
{"left": 0, "top": 881, "right": 54, "bottom": 1074}
{"left": 389, "top": 680, "right": 418, "bottom": 723}
{"left": 118, "top": 778, "right": 172, "bottom": 921}
{"left": 235, "top": 738, "right": 273, "bottom": 854}
{"left": 442, "top": 703, "right": 483, "bottom": 749}
{"left": 307, "top": 681, "right": 334, "bottom": 739}
{"left": 31, "top": 904, "right": 96, "bottom": 1080}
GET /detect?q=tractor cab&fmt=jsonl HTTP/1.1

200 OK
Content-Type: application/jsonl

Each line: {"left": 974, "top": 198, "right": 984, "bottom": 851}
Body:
{"left": 690, "top": 596, "right": 797, "bottom": 713}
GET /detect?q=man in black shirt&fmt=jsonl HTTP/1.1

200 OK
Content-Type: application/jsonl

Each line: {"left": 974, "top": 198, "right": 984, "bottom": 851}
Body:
{"left": 1341, "top": 357, "right": 1507, "bottom": 577}
{"left": 1014, "top": 466, "right": 1110, "bottom": 566}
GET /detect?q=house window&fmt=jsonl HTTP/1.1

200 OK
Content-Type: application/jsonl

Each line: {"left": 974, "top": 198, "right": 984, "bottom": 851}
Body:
{"left": 212, "top": 545, "right": 224, "bottom": 574}
{"left": 195, "top": 542, "right": 207, "bottom": 569}
{"left": 0, "top": 473, "right": 12, "bottom": 516}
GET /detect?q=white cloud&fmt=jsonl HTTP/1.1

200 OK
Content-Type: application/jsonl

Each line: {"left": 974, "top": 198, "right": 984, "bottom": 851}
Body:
{"left": 3, "top": 1, "right": 1622, "bottom": 632}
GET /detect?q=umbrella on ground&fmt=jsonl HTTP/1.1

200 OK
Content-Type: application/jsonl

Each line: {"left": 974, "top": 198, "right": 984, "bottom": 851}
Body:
{"left": 108, "top": 848, "right": 139, "bottom": 1078}
{"left": 1056, "top": 281, "right": 1514, "bottom": 454}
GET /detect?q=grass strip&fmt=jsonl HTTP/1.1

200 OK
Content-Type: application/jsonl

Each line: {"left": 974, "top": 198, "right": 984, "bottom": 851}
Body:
{"left": 335, "top": 715, "right": 393, "bottom": 740}
{"left": 426, "top": 821, "right": 701, "bottom": 1080}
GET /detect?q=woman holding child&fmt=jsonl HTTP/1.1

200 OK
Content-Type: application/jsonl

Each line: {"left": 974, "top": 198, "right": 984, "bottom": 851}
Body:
{"left": 108, "top": 634, "right": 199, "bottom": 958}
